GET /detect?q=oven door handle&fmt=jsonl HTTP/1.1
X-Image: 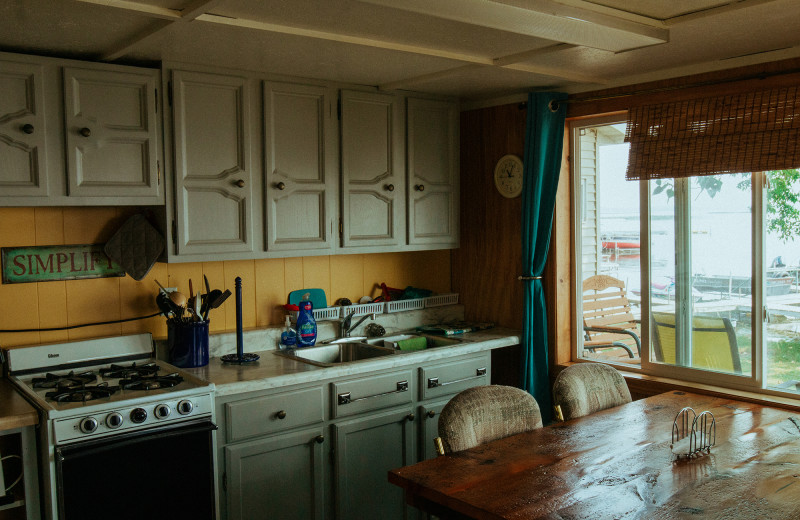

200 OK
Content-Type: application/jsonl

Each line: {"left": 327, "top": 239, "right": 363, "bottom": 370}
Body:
{"left": 56, "top": 419, "right": 217, "bottom": 462}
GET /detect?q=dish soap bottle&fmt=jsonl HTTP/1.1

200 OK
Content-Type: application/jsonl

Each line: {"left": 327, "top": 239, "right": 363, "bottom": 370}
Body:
{"left": 280, "top": 315, "right": 297, "bottom": 350}
{"left": 296, "top": 293, "right": 317, "bottom": 347}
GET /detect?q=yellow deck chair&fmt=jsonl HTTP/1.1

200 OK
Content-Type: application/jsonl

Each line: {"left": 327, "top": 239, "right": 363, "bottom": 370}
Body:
{"left": 582, "top": 275, "right": 641, "bottom": 358}
{"left": 651, "top": 311, "right": 742, "bottom": 373}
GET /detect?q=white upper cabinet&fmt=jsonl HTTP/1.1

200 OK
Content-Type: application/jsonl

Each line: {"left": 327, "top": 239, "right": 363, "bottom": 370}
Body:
{"left": 63, "top": 67, "right": 159, "bottom": 199}
{"left": 0, "top": 60, "right": 49, "bottom": 198}
{"left": 340, "top": 90, "right": 405, "bottom": 249}
{"left": 170, "top": 70, "right": 254, "bottom": 256}
{"left": 406, "top": 97, "right": 459, "bottom": 247}
{"left": 264, "top": 81, "right": 337, "bottom": 253}
{"left": 0, "top": 52, "right": 163, "bottom": 206}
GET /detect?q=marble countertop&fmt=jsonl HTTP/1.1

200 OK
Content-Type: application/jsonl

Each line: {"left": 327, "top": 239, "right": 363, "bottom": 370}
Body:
{"left": 183, "top": 327, "right": 521, "bottom": 397}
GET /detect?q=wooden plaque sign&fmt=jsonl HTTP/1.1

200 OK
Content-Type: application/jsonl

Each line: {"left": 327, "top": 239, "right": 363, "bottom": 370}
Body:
{"left": 1, "top": 244, "right": 125, "bottom": 284}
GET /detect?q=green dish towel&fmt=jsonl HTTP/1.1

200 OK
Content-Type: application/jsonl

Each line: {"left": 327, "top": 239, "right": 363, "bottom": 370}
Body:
{"left": 396, "top": 337, "right": 427, "bottom": 351}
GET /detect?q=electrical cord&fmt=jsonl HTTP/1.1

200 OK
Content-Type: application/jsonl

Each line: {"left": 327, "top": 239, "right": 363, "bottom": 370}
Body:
{"left": 0, "top": 312, "right": 163, "bottom": 333}
{"left": 0, "top": 455, "right": 22, "bottom": 493}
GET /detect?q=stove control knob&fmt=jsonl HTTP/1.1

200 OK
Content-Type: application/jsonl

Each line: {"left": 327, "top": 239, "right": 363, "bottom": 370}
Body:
{"left": 154, "top": 404, "right": 171, "bottom": 419}
{"left": 130, "top": 408, "right": 148, "bottom": 424}
{"left": 106, "top": 412, "right": 123, "bottom": 429}
{"left": 79, "top": 417, "right": 98, "bottom": 434}
{"left": 177, "top": 400, "right": 194, "bottom": 415}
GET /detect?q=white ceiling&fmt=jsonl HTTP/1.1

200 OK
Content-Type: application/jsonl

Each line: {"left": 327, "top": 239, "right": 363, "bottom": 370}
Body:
{"left": 0, "top": 0, "right": 799, "bottom": 102}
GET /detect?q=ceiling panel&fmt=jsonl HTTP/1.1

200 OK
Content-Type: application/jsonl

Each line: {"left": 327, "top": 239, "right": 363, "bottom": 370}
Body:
{"left": 583, "top": 0, "right": 736, "bottom": 20}
{"left": 130, "top": 19, "right": 466, "bottom": 86}
{"left": 211, "top": 0, "right": 554, "bottom": 59}
{"left": 399, "top": 66, "right": 566, "bottom": 100}
{"left": 0, "top": 0, "right": 156, "bottom": 60}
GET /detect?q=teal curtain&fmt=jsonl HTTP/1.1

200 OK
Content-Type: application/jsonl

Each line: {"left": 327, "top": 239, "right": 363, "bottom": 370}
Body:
{"left": 521, "top": 92, "right": 567, "bottom": 424}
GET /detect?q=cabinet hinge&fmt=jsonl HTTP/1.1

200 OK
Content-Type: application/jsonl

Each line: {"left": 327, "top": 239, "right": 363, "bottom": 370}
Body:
{"left": 171, "top": 220, "right": 177, "bottom": 246}
{"left": 167, "top": 81, "right": 173, "bottom": 107}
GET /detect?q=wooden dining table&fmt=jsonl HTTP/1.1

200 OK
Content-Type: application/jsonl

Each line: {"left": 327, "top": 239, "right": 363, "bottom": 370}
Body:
{"left": 389, "top": 391, "right": 800, "bottom": 519}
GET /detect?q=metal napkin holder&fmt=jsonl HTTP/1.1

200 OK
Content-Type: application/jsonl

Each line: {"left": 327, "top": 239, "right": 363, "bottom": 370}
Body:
{"left": 671, "top": 407, "right": 715, "bottom": 458}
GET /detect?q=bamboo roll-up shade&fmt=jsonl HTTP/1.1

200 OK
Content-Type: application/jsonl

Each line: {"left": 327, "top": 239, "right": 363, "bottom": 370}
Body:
{"left": 624, "top": 86, "right": 800, "bottom": 181}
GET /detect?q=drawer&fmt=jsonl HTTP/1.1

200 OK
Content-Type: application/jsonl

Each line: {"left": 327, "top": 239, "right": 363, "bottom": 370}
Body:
{"left": 419, "top": 354, "right": 490, "bottom": 400}
{"left": 226, "top": 386, "right": 324, "bottom": 443}
{"left": 332, "top": 369, "right": 413, "bottom": 418}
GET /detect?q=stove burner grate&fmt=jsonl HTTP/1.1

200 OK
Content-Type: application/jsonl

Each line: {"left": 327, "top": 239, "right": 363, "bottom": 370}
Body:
{"left": 99, "top": 362, "right": 160, "bottom": 379}
{"left": 45, "top": 382, "right": 120, "bottom": 403}
{"left": 32, "top": 371, "right": 97, "bottom": 389}
{"left": 119, "top": 372, "right": 184, "bottom": 391}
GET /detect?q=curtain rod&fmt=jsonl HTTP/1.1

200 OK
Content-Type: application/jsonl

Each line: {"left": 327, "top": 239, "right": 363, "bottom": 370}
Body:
{"left": 517, "top": 65, "right": 800, "bottom": 109}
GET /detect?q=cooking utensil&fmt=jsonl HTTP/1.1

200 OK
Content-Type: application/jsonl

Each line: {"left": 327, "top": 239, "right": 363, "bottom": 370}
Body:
{"left": 210, "top": 289, "right": 231, "bottom": 310}
{"left": 201, "top": 289, "right": 222, "bottom": 321}
{"left": 155, "top": 292, "right": 175, "bottom": 318}
{"left": 169, "top": 291, "right": 188, "bottom": 317}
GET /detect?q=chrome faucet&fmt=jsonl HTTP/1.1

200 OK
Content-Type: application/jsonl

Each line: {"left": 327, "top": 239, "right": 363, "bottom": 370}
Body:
{"left": 339, "top": 310, "right": 376, "bottom": 338}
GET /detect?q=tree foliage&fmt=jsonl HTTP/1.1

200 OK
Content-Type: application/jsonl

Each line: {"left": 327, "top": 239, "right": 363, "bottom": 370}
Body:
{"left": 652, "top": 170, "right": 800, "bottom": 243}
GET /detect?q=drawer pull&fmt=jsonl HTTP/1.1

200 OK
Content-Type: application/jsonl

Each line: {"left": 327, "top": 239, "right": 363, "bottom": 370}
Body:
{"left": 337, "top": 380, "right": 408, "bottom": 405}
{"left": 427, "top": 368, "right": 487, "bottom": 389}
{"left": 276, "top": 410, "right": 287, "bottom": 420}
{"left": 315, "top": 435, "right": 325, "bottom": 444}
{"left": 427, "top": 410, "right": 436, "bottom": 418}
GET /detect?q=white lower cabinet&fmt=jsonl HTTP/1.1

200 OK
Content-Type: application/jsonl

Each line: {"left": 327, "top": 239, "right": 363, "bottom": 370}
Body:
{"left": 225, "top": 427, "right": 326, "bottom": 520}
{"left": 217, "top": 352, "right": 490, "bottom": 520}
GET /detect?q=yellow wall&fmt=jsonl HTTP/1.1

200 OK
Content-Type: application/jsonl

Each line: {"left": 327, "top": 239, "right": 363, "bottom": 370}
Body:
{"left": 0, "top": 207, "right": 452, "bottom": 348}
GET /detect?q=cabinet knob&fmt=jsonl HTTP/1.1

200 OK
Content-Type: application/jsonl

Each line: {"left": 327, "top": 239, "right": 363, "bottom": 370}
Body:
{"left": 276, "top": 182, "right": 286, "bottom": 191}
{"left": 21, "top": 124, "right": 34, "bottom": 134}
{"left": 79, "top": 127, "right": 92, "bottom": 138}
{"left": 384, "top": 184, "right": 395, "bottom": 192}
{"left": 426, "top": 410, "right": 436, "bottom": 418}
{"left": 406, "top": 413, "right": 415, "bottom": 422}
{"left": 276, "top": 410, "right": 287, "bottom": 420}
{"left": 315, "top": 435, "right": 325, "bottom": 444}
{"left": 234, "top": 179, "right": 245, "bottom": 188}
{"left": 415, "top": 184, "right": 425, "bottom": 192}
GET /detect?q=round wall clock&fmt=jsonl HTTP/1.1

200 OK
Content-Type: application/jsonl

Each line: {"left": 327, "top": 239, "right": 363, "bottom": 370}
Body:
{"left": 494, "top": 154, "right": 524, "bottom": 198}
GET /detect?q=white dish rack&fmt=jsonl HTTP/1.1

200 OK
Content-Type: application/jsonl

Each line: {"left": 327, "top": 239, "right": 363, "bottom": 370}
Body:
{"left": 289, "top": 293, "right": 459, "bottom": 320}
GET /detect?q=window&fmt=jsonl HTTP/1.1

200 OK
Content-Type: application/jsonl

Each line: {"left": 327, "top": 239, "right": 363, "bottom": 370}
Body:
{"left": 572, "top": 116, "right": 800, "bottom": 397}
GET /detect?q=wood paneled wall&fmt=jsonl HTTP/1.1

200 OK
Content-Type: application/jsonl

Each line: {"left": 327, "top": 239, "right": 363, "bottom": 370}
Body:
{"left": 0, "top": 207, "right": 451, "bottom": 348}
{"left": 453, "top": 103, "right": 526, "bottom": 329}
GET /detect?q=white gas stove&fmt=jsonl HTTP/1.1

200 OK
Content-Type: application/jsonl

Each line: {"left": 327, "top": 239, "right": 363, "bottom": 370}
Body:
{"left": 2, "top": 333, "right": 218, "bottom": 520}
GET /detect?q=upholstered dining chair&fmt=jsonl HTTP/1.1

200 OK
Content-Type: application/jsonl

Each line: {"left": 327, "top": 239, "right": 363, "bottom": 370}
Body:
{"left": 552, "top": 363, "right": 632, "bottom": 421}
{"left": 435, "top": 385, "right": 543, "bottom": 455}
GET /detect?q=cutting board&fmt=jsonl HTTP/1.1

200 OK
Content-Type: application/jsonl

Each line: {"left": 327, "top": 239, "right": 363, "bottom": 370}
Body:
{"left": 287, "top": 288, "right": 327, "bottom": 309}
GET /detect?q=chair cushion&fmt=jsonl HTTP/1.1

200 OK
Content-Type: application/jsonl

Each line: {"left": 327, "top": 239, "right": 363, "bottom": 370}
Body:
{"left": 552, "top": 363, "right": 632, "bottom": 421}
{"left": 438, "top": 385, "right": 542, "bottom": 454}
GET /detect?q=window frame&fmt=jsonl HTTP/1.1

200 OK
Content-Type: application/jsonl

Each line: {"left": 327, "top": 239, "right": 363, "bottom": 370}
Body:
{"left": 569, "top": 115, "right": 794, "bottom": 399}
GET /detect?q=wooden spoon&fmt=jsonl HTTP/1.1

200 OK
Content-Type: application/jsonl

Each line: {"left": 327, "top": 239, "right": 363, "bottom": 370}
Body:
{"left": 169, "top": 291, "right": 187, "bottom": 316}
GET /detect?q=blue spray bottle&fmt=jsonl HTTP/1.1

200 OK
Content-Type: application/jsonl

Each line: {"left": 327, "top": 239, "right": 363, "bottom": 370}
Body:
{"left": 296, "top": 293, "right": 317, "bottom": 347}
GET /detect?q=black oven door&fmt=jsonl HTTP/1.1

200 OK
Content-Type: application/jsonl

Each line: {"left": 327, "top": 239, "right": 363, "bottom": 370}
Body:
{"left": 55, "top": 419, "right": 216, "bottom": 520}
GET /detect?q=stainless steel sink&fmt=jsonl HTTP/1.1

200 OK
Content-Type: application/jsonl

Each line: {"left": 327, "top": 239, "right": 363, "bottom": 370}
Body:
{"left": 274, "top": 342, "right": 396, "bottom": 367}
{"left": 365, "top": 333, "right": 466, "bottom": 350}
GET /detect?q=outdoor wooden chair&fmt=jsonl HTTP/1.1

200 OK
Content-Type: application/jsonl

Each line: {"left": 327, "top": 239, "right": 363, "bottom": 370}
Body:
{"left": 651, "top": 311, "right": 742, "bottom": 374}
{"left": 582, "top": 275, "right": 641, "bottom": 358}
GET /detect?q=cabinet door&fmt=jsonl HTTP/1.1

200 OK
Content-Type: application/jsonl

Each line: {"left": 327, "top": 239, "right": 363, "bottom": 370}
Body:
{"left": 225, "top": 427, "right": 325, "bottom": 520}
{"left": 171, "top": 70, "right": 254, "bottom": 255}
{"left": 0, "top": 60, "right": 49, "bottom": 197}
{"left": 264, "top": 82, "right": 337, "bottom": 253}
{"left": 340, "top": 90, "right": 405, "bottom": 249}
{"left": 418, "top": 399, "right": 450, "bottom": 462}
{"left": 406, "top": 98, "right": 459, "bottom": 247}
{"left": 334, "top": 408, "right": 416, "bottom": 520}
{"left": 63, "top": 67, "right": 159, "bottom": 199}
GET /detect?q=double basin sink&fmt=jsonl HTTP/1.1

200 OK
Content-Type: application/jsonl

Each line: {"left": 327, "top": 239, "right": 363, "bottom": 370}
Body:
{"left": 274, "top": 333, "right": 467, "bottom": 367}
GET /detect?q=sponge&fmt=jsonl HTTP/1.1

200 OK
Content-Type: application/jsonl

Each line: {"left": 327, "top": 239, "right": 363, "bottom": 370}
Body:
{"left": 396, "top": 337, "right": 427, "bottom": 351}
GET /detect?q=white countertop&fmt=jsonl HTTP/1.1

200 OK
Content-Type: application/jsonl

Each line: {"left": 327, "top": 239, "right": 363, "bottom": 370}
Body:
{"left": 183, "top": 327, "right": 521, "bottom": 397}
